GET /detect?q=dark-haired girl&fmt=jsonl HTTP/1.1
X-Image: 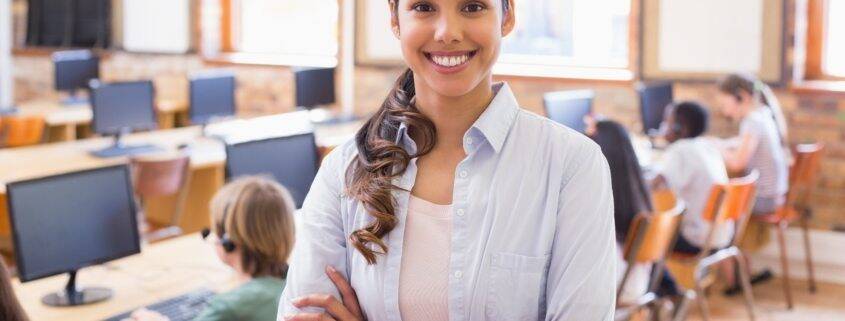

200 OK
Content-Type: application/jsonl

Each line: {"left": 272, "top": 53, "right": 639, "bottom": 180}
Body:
{"left": 280, "top": 0, "right": 616, "bottom": 320}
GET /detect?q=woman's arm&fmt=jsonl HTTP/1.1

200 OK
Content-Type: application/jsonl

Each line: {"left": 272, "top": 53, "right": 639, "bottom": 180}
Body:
{"left": 278, "top": 147, "right": 352, "bottom": 317}
{"left": 721, "top": 132, "right": 758, "bottom": 174}
{"left": 545, "top": 141, "right": 616, "bottom": 321}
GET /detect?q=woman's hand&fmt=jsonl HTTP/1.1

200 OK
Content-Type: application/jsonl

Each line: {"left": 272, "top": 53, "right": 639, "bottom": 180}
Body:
{"left": 285, "top": 266, "right": 365, "bottom": 321}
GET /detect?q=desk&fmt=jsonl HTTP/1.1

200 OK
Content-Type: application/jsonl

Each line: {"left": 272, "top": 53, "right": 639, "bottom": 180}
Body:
{"left": 0, "top": 111, "right": 362, "bottom": 246}
{"left": 16, "top": 98, "right": 189, "bottom": 142}
{"left": 12, "top": 234, "right": 236, "bottom": 321}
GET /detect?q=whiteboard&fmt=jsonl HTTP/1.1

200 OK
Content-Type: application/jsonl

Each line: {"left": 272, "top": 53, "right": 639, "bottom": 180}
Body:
{"left": 356, "top": 0, "right": 403, "bottom": 65}
{"left": 642, "top": 0, "right": 783, "bottom": 82}
{"left": 122, "top": 0, "right": 192, "bottom": 54}
{"left": 658, "top": 0, "right": 762, "bottom": 73}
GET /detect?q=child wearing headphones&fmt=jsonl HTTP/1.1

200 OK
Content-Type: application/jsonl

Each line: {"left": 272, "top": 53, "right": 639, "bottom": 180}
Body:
{"left": 129, "top": 176, "right": 296, "bottom": 321}
{"left": 653, "top": 101, "right": 731, "bottom": 254}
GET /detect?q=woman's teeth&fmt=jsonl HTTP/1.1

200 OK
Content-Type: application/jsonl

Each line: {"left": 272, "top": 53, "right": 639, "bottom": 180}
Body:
{"left": 431, "top": 53, "right": 470, "bottom": 67}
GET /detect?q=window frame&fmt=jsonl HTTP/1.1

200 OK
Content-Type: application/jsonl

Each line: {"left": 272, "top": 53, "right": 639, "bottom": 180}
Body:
{"left": 491, "top": 0, "right": 638, "bottom": 82}
{"left": 201, "top": 0, "right": 339, "bottom": 68}
{"left": 805, "top": 0, "right": 845, "bottom": 80}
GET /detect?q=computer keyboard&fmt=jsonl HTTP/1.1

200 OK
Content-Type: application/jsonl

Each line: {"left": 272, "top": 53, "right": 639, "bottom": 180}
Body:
{"left": 104, "top": 288, "right": 215, "bottom": 321}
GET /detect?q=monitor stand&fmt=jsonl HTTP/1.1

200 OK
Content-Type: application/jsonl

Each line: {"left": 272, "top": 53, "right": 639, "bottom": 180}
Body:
{"left": 61, "top": 90, "right": 89, "bottom": 106}
{"left": 0, "top": 105, "right": 18, "bottom": 115}
{"left": 304, "top": 107, "right": 360, "bottom": 125}
{"left": 90, "top": 130, "right": 163, "bottom": 158}
{"left": 42, "top": 270, "right": 112, "bottom": 307}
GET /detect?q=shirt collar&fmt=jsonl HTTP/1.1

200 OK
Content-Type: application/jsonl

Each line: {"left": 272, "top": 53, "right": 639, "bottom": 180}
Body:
{"left": 469, "top": 82, "right": 519, "bottom": 153}
{"left": 395, "top": 82, "right": 519, "bottom": 154}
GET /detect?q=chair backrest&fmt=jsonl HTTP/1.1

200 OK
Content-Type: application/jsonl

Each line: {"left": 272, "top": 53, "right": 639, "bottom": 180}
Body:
{"left": 130, "top": 152, "right": 191, "bottom": 198}
{"left": 651, "top": 188, "right": 677, "bottom": 213}
{"left": 623, "top": 200, "right": 685, "bottom": 264}
{"left": 3, "top": 116, "right": 45, "bottom": 147}
{"left": 700, "top": 170, "right": 758, "bottom": 251}
{"left": 787, "top": 143, "right": 824, "bottom": 207}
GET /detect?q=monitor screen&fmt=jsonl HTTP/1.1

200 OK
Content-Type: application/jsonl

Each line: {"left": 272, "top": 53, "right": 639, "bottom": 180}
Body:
{"left": 543, "top": 90, "right": 594, "bottom": 134}
{"left": 294, "top": 68, "right": 336, "bottom": 109}
{"left": 189, "top": 73, "right": 236, "bottom": 125}
{"left": 638, "top": 82, "right": 674, "bottom": 135}
{"left": 91, "top": 80, "right": 158, "bottom": 135}
{"left": 7, "top": 165, "right": 140, "bottom": 282}
{"left": 225, "top": 133, "right": 319, "bottom": 208}
{"left": 53, "top": 50, "right": 100, "bottom": 92}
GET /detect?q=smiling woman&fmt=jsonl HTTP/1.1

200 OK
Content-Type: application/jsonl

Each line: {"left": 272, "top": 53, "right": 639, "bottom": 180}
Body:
{"left": 279, "top": 0, "right": 617, "bottom": 320}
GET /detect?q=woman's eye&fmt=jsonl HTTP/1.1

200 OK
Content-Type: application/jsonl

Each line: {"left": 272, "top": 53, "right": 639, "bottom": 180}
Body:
{"left": 462, "top": 3, "right": 486, "bottom": 13}
{"left": 412, "top": 3, "right": 434, "bottom": 12}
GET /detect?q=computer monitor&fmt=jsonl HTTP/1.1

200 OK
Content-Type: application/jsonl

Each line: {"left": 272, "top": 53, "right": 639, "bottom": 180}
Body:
{"left": 53, "top": 50, "right": 100, "bottom": 105}
{"left": 543, "top": 90, "right": 594, "bottom": 134}
{"left": 225, "top": 133, "right": 319, "bottom": 208}
{"left": 89, "top": 80, "right": 162, "bottom": 158}
{"left": 637, "top": 82, "right": 674, "bottom": 136}
{"left": 7, "top": 165, "right": 140, "bottom": 307}
{"left": 294, "top": 67, "right": 336, "bottom": 109}
{"left": 189, "top": 72, "right": 236, "bottom": 126}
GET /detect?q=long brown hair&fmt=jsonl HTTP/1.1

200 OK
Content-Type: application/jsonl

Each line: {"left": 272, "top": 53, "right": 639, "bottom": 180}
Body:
{"left": 717, "top": 73, "right": 788, "bottom": 145}
{"left": 1, "top": 260, "right": 30, "bottom": 321}
{"left": 346, "top": 0, "right": 511, "bottom": 264}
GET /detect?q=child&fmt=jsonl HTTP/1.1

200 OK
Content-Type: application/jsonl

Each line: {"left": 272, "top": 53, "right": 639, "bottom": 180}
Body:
{"left": 130, "top": 176, "right": 296, "bottom": 321}
{"left": 653, "top": 101, "right": 731, "bottom": 253}
{"left": 1, "top": 259, "right": 30, "bottom": 321}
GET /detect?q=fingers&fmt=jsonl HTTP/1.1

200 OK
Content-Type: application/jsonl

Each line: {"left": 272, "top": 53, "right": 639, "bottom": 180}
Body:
{"left": 292, "top": 294, "right": 357, "bottom": 321}
{"left": 284, "top": 313, "right": 337, "bottom": 321}
{"left": 325, "top": 266, "right": 363, "bottom": 318}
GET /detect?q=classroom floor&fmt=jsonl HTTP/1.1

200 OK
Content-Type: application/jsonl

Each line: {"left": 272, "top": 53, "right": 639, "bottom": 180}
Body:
{"left": 686, "top": 278, "right": 845, "bottom": 321}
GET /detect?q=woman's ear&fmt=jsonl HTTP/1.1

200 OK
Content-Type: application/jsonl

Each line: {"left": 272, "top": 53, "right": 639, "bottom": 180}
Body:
{"left": 502, "top": 0, "right": 516, "bottom": 37}
{"left": 390, "top": 1, "right": 401, "bottom": 38}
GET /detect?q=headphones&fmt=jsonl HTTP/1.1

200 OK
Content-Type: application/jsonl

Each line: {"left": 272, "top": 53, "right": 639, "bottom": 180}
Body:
{"left": 201, "top": 202, "right": 237, "bottom": 253}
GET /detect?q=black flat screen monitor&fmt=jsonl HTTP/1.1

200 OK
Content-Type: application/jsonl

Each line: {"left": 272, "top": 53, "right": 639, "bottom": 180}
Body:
{"left": 543, "top": 90, "right": 594, "bottom": 134}
{"left": 189, "top": 73, "right": 236, "bottom": 125}
{"left": 637, "top": 82, "right": 674, "bottom": 136}
{"left": 294, "top": 68, "right": 336, "bottom": 109}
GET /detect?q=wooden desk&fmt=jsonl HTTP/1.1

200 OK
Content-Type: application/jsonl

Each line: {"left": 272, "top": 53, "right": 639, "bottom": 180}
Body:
{"left": 16, "top": 98, "right": 189, "bottom": 142}
{"left": 12, "top": 234, "right": 236, "bottom": 321}
{"left": 0, "top": 111, "right": 361, "bottom": 244}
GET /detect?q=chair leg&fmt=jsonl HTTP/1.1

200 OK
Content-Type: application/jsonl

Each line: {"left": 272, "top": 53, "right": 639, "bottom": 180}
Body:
{"left": 800, "top": 212, "right": 817, "bottom": 293}
{"left": 735, "top": 252, "right": 756, "bottom": 321}
{"left": 776, "top": 221, "right": 794, "bottom": 309}
{"left": 694, "top": 284, "right": 711, "bottom": 321}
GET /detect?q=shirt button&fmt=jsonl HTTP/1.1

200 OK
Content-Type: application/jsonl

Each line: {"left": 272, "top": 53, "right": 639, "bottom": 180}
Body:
{"left": 456, "top": 209, "right": 465, "bottom": 217}
{"left": 459, "top": 171, "right": 468, "bottom": 178}
{"left": 454, "top": 270, "right": 463, "bottom": 279}
{"left": 465, "top": 137, "right": 473, "bottom": 145}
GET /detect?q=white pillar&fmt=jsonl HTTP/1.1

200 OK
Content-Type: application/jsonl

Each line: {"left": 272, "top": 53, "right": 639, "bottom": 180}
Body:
{"left": 0, "top": 0, "right": 14, "bottom": 110}
{"left": 340, "top": 0, "right": 355, "bottom": 118}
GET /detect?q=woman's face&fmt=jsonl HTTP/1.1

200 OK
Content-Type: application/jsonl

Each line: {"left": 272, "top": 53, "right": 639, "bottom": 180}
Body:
{"left": 391, "top": 0, "right": 515, "bottom": 97}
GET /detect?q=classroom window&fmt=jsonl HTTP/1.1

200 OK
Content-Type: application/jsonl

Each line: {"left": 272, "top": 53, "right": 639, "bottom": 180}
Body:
{"left": 497, "top": 0, "right": 632, "bottom": 77}
{"left": 823, "top": 0, "right": 845, "bottom": 77}
{"left": 232, "top": 0, "right": 338, "bottom": 56}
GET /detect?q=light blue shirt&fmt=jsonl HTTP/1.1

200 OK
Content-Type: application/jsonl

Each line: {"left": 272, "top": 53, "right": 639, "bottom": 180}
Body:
{"left": 279, "top": 83, "right": 616, "bottom": 321}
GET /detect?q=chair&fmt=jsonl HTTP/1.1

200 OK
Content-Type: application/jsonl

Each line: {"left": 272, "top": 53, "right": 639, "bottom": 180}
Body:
{"left": 130, "top": 152, "right": 192, "bottom": 242}
{"left": 670, "top": 171, "right": 759, "bottom": 321}
{"left": 2, "top": 115, "right": 46, "bottom": 147}
{"left": 615, "top": 195, "right": 685, "bottom": 320}
{"left": 750, "top": 143, "right": 824, "bottom": 309}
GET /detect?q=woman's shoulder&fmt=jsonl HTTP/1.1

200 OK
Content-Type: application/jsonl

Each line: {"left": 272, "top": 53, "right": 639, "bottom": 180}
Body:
{"left": 511, "top": 108, "right": 603, "bottom": 158}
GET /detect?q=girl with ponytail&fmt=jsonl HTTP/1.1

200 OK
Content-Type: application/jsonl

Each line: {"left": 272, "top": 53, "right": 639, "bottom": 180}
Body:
{"left": 281, "top": 1, "right": 616, "bottom": 320}
{"left": 715, "top": 73, "right": 790, "bottom": 214}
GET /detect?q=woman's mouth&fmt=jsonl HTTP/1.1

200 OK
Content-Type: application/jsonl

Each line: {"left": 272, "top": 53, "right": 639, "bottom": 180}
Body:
{"left": 424, "top": 50, "right": 477, "bottom": 74}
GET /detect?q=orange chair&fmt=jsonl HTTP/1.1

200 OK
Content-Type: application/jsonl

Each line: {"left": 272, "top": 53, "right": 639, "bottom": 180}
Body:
{"left": 130, "top": 152, "right": 192, "bottom": 243}
{"left": 671, "top": 171, "right": 759, "bottom": 321}
{"left": 2, "top": 116, "right": 45, "bottom": 147}
{"left": 750, "top": 143, "right": 824, "bottom": 309}
{"left": 615, "top": 195, "right": 685, "bottom": 320}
